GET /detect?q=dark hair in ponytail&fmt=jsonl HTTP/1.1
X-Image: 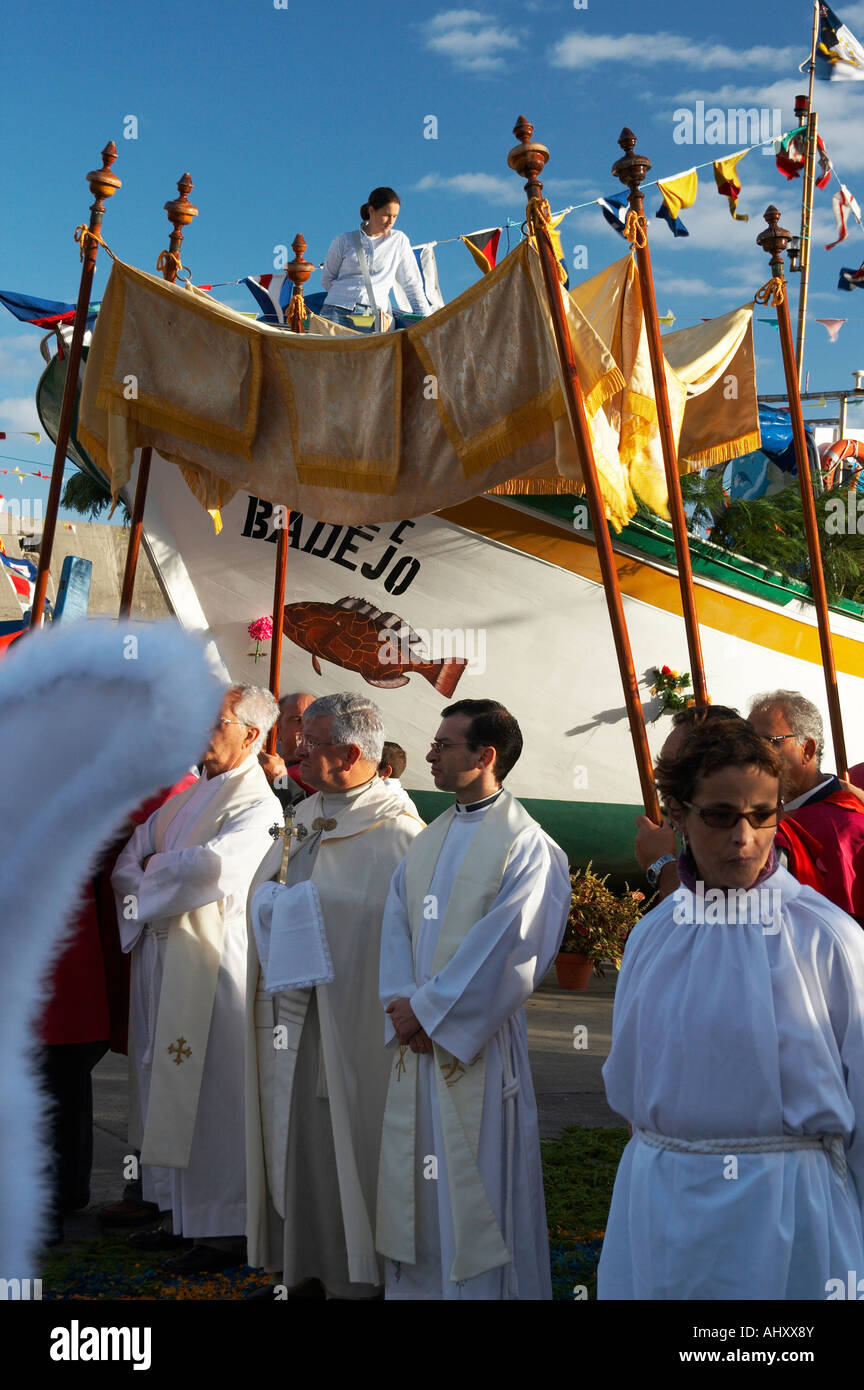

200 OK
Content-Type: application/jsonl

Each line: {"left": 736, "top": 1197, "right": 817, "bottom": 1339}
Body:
{"left": 360, "top": 186, "right": 400, "bottom": 223}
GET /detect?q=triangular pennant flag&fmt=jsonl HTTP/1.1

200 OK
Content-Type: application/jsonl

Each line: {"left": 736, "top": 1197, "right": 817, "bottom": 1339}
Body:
{"left": 597, "top": 195, "right": 629, "bottom": 238}
{"left": 391, "top": 243, "right": 445, "bottom": 313}
{"left": 656, "top": 170, "right": 697, "bottom": 237}
{"left": 776, "top": 128, "right": 832, "bottom": 188}
{"left": 656, "top": 202, "right": 689, "bottom": 237}
{"left": 548, "top": 211, "right": 569, "bottom": 289}
{"left": 814, "top": 2, "right": 864, "bottom": 82}
{"left": 758, "top": 317, "right": 780, "bottom": 328}
{"left": 657, "top": 170, "right": 698, "bottom": 221}
{"left": 815, "top": 317, "right": 847, "bottom": 341}
{"left": 838, "top": 262, "right": 864, "bottom": 290}
{"left": 460, "top": 229, "right": 501, "bottom": 274}
{"left": 658, "top": 309, "right": 675, "bottom": 325}
{"left": 826, "top": 184, "right": 861, "bottom": 249}
{"left": 713, "top": 153, "right": 750, "bottom": 221}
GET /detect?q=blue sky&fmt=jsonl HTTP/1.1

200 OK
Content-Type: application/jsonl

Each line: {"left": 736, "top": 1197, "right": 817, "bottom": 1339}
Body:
{"left": 2, "top": 0, "right": 863, "bottom": 521}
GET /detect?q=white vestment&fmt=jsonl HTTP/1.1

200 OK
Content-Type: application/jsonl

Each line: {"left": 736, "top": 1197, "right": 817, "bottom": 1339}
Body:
{"left": 245, "top": 776, "right": 422, "bottom": 1295}
{"left": 598, "top": 864, "right": 864, "bottom": 1300}
{"left": 112, "top": 755, "right": 281, "bottom": 1238}
{"left": 377, "top": 791, "right": 571, "bottom": 1300}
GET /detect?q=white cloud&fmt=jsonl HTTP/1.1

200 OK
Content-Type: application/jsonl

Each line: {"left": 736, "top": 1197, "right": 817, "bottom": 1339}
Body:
{"left": 414, "top": 171, "right": 520, "bottom": 203}
{"left": 668, "top": 81, "right": 864, "bottom": 172}
{"left": 0, "top": 333, "right": 47, "bottom": 387}
{"left": 550, "top": 32, "right": 802, "bottom": 72}
{"left": 0, "top": 396, "right": 44, "bottom": 433}
{"left": 423, "top": 10, "right": 521, "bottom": 71}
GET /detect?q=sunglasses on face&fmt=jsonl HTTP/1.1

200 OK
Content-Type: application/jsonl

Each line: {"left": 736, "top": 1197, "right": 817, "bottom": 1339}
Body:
{"left": 683, "top": 801, "right": 782, "bottom": 830}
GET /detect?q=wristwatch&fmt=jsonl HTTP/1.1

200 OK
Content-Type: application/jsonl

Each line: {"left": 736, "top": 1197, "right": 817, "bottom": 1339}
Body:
{"left": 646, "top": 853, "right": 676, "bottom": 887}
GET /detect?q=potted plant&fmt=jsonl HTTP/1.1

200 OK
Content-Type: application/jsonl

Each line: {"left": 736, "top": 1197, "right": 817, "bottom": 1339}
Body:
{"left": 556, "top": 863, "right": 649, "bottom": 990}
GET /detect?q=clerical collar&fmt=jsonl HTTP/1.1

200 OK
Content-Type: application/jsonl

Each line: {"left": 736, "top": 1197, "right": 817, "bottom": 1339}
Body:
{"left": 454, "top": 789, "right": 503, "bottom": 815}
{"left": 320, "top": 775, "right": 378, "bottom": 815}
{"left": 783, "top": 776, "right": 840, "bottom": 813}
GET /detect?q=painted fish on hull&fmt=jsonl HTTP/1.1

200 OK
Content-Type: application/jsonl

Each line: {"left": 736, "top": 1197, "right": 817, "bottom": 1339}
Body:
{"left": 282, "top": 596, "right": 468, "bottom": 695}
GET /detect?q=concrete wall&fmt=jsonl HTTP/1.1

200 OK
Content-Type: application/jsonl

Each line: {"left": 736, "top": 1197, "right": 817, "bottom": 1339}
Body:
{"left": 0, "top": 517, "right": 173, "bottom": 622}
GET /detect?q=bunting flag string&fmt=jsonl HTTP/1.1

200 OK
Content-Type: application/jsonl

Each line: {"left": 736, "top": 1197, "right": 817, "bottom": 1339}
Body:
{"left": 713, "top": 154, "right": 750, "bottom": 221}
{"left": 826, "top": 184, "right": 862, "bottom": 249}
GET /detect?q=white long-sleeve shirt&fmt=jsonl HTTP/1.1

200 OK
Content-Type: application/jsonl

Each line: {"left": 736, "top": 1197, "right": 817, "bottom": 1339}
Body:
{"left": 321, "top": 227, "right": 432, "bottom": 315}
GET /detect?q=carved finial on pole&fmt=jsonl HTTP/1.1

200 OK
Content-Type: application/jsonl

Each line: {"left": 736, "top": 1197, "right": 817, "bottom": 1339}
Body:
{"left": 285, "top": 233, "right": 313, "bottom": 332}
{"left": 507, "top": 115, "right": 550, "bottom": 204}
{"left": 611, "top": 128, "right": 651, "bottom": 201}
{"left": 86, "top": 141, "right": 122, "bottom": 214}
{"left": 159, "top": 173, "right": 198, "bottom": 284}
{"left": 756, "top": 205, "right": 791, "bottom": 281}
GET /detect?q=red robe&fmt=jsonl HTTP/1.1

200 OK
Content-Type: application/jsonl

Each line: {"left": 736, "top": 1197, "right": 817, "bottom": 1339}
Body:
{"left": 780, "top": 788, "right": 864, "bottom": 924}
{"left": 38, "top": 771, "right": 199, "bottom": 1049}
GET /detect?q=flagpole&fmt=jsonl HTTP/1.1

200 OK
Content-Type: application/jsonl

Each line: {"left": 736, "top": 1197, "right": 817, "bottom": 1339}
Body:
{"left": 794, "top": 1, "right": 822, "bottom": 382}
{"left": 31, "top": 143, "right": 121, "bottom": 627}
{"left": 119, "top": 173, "right": 198, "bottom": 619}
{"left": 757, "top": 205, "right": 848, "bottom": 777}
{"left": 265, "top": 234, "right": 312, "bottom": 755}
{"left": 507, "top": 116, "right": 660, "bottom": 819}
{"left": 612, "top": 129, "right": 709, "bottom": 706}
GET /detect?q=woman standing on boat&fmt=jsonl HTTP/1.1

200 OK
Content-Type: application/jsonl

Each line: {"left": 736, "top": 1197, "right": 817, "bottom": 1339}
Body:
{"left": 319, "top": 187, "right": 432, "bottom": 331}
{"left": 598, "top": 719, "right": 864, "bottom": 1300}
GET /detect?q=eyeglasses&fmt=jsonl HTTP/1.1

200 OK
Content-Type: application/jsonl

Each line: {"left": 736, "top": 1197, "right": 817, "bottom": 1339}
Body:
{"left": 299, "top": 736, "right": 344, "bottom": 752}
{"left": 429, "top": 739, "right": 473, "bottom": 753}
{"left": 766, "top": 733, "right": 799, "bottom": 748}
{"left": 211, "top": 716, "right": 247, "bottom": 731}
{"left": 684, "top": 801, "right": 782, "bottom": 830}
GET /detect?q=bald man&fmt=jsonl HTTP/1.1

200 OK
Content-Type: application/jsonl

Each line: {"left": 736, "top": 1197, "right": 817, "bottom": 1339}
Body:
{"left": 259, "top": 692, "right": 316, "bottom": 809}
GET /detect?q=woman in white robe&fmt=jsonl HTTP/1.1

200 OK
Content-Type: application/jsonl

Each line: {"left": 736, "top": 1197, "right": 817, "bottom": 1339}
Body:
{"left": 598, "top": 718, "right": 864, "bottom": 1301}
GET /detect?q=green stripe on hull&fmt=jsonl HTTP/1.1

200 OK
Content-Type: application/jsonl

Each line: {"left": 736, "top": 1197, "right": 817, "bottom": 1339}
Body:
{"left": 409, "top": 790, "right": 643, "bottom": 876}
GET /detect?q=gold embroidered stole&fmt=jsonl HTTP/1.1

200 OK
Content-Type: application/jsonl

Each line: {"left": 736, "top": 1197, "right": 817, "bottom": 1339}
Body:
{"left": 141, "top": 763, "right": 271, "bottom": 1168}
{"left": 376, "top": 791, "right": 536, "bottom": 1281}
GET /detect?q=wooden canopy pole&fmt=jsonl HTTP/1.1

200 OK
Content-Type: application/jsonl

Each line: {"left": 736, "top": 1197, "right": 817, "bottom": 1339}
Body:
{"left": 119, "top": 173, "right": 198, "bottom": 618}
{"left": 265, "top": 234, "right": 312, "bottom": 755}
{"left": 507, "top": 117, "right": 660, "bottom": 818}
{"left": 612, "top": 129, "right": 709, "bottom": 706}
{"left": 31, "top": 142, "right": 121, "bottom": 627}
{"left": 756, "top": 206, "right": 848, "bottom": 778}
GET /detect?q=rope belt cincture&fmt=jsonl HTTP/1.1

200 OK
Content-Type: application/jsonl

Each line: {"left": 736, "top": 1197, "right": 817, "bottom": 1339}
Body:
{"left": 635, "top": 1126, "right": 847, "bottom": 1182}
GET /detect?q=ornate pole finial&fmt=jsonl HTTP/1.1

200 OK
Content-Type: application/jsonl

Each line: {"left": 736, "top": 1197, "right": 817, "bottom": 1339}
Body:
{"left": 507, "top": 113, "right": 550, "bottom": 202}
{"left": 756, "top": 205, "right": 792, "bottom": 279}
{"left": 86, "top": 141, "right": 122, "bottom": 211}
{"left": 285, "top": 234, "right": 313, "bottom": 332}
{"left": 611, "top": 128, "right": 652, "bottom": 195}
{"left": 160, "top": 173, "right": 198, "bottom": 284}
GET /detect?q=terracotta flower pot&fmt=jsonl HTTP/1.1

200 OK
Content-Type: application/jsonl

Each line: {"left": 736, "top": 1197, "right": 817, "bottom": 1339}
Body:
{"left": 555, "top": 952, "right": 594, "bottom": 990}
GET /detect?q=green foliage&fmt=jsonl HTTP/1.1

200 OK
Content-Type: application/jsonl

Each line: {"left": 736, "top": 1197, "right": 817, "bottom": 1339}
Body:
{"left": 562, "top": 862, "right": 649, "bottom": 973}
{"left": 60, "top": 470, "right": 130, "bottom": 524}
{"left": 678, "top": 469, "right": 864, "bottom": 607}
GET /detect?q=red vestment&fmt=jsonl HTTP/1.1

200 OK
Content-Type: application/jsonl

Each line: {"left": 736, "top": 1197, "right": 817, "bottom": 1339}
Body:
{"left": 781, "top": 788, "right": 864, "bottom": 924}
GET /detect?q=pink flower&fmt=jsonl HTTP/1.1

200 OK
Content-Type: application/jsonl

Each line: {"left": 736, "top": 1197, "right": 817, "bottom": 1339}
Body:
{"left": 248, "top": 615, "right": 273, "bottom": 641}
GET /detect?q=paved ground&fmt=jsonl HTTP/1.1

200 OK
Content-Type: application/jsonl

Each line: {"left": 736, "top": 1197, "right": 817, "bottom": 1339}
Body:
{"left": 59, "top": 966, "right": 622, "bottom": 1247}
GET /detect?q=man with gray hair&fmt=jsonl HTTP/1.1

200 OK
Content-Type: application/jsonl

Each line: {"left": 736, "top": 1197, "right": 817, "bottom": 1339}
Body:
{"left": 748, "top": 689, "right": 864, "bottom": 922}
{"left": 112, "top": 683, "right": 282, "bottom": 1272}
{"left": 245, "top": 692, "right": 423, "bottom": 1299}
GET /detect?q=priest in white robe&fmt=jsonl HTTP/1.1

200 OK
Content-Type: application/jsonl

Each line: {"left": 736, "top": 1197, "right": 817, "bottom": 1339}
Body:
{"left": 598, "top": 717, "right": 864, "bottom": 1300}
{"left": 376, "top": 698, "right": 571, "bottom": 1300}
{"left": 112, "top": 683, "right": 281, "bottom": 1273}
{"left": 245, "top": 693, "right": 423, "bottom": 1299}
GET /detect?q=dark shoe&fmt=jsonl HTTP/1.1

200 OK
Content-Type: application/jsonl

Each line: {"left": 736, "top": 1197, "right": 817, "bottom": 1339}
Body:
{"left": 98, "top": 1199, "right": 160, "bottom": 1228}
{"left": 243, "top": 1281, "right": 284, "bottom": 1300}
{"left": 285, "top": 1277, "right": 326, "bottom": 1299}
{"left": 127, "top": 1223, "right": 190, "bottom": 1252}
{"left": 163, "top": 1245, "right": 242, "bottom": 1275}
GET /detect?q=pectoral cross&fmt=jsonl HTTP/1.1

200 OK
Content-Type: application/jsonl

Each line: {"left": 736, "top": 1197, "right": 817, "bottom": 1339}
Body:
{"left": 168, "top": 1036, "right": 191, "bottom": 1066}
